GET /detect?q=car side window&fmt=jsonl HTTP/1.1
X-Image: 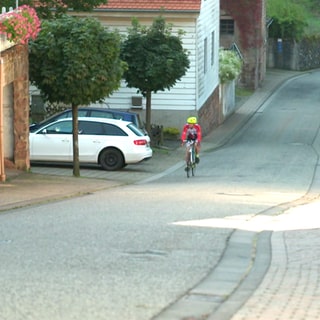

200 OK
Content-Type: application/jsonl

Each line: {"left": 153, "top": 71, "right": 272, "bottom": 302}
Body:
{"left": 90, "top": 110, "right": 115, "bottom": 119}
{"left": 57, "top": 110, "right": 72, "bottom": 120}
{"left": 44, "top": 121, "right": 72, "bottom": 134}
{"left": 79, "top": 121, "right": 104, "bottom": 135}
{"left": 57, "top": 110, "right": 86, "bottom": 120}
{"left": 127, "top": 123, "right": 144, "bottom": 136}
{"left": 78, "top": 110, "right": 88, "bottom": 117}
{"left": 102, "top": 123, "right": 127, "bottom": 136}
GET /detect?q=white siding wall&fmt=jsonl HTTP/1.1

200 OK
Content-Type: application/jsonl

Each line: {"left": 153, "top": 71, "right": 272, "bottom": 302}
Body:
{"left": 73, "top": 2, "right": 220, "bottom": 127}
{"left": 91, "top": 16, "right": 198, "bottom": 112}
{"left": 196, "top": 0, "right": 220, "bottom": 109}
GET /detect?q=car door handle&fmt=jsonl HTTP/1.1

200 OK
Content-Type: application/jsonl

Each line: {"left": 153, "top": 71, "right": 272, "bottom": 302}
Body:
{"left": 61, "top": 139, "right": 70, "bottom": 142}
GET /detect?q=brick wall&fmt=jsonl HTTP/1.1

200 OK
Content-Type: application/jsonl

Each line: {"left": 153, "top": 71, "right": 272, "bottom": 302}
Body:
{"left": 198, "top": 86, "right": 220, "bottom": 136}
{"left": 220, "top": 0, "right": 267, "bottom": 89}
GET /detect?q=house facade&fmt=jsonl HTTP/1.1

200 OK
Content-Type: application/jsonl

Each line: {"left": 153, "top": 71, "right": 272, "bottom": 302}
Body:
{"left": 0, "top": 32, "right": 30, "bottom": 181}
{"left": 74, "top": 0, "right": 221, "bottom": 135}
{"left": 220, "top": 0, "right": 267, "bottom": 89}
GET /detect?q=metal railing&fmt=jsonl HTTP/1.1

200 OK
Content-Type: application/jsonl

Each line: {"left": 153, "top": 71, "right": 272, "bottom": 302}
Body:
{"left": 229, "top": 42, "right": 244, "bottom": 61}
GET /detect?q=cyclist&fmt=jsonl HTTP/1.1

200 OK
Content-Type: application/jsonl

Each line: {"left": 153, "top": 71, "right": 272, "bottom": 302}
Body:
{"left": 181, "top": 116, "right": 202, "bottom": 167}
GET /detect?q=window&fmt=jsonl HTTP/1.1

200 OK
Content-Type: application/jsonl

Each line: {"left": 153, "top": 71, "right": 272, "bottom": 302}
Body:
{"left": 57, "top": 110, "right": 72, "bottom": 120}
{"left": 45, "top": 120, "right": 72, "bottom": 134}
{"left": 90, "top": 110, "right": 115, "bottom": 119}
{"left": 220, "top": 19, "right": 234, "bottom": 35}
{"left": 211, "top": 31, "right": 215, "bottom": 66}
{"left": 102, "top": 123, "right": 127, "bottom": 136}
{"left": 204, "top": 37, "right": 208, "bottom": 74}
{"left": 127, "top": 123, "right": 144, "bottom": 137}
{"left": 78, "top": 110, "right": 88, "bottom": 117}
{"left": 79, "top": 121, "right": 104, "bottom": 135}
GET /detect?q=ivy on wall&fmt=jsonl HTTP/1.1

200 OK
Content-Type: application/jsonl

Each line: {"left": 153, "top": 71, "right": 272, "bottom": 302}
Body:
{"left": 221, "top": 0, "right": 264, "bottom": 49}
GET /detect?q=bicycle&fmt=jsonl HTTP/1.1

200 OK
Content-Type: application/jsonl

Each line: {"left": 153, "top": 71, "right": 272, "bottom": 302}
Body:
{"left": 184, "top": 139, "right": 196, "bottom": 178}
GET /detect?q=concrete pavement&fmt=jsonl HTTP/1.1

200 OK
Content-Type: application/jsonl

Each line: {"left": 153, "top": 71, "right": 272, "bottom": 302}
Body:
{"left": 153, "top": 69, "right": 320, "bottom": 320}
{"left": 2, "top": 69, "right": 318, "bottom": 320}
{"left": 1, "top": 69, "right": 303, "bottom": 212}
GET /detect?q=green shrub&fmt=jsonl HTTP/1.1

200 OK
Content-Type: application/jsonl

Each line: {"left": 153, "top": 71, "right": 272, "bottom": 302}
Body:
{"left": 219, "top": 49, "right": 242, "bottom": 84}
{"left": 163, "top": 127, "right": 180, "bottom": 136}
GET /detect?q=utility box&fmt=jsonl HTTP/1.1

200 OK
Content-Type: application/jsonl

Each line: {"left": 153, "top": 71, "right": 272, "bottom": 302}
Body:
{"left": 131, "top": 96, "right": 142, "bottom": 108}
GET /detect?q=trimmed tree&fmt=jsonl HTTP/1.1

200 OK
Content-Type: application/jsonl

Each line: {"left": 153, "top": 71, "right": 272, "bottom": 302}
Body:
{"left": 120, "top": 16, "right": 190, "bottom": 135}
{"left": 29, "top": 15, "right": 125, "bottom": 176}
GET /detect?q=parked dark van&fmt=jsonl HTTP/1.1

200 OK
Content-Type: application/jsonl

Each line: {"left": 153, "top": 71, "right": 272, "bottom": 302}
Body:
{"left": 30, "top": 107, "right": 145, "bottom": 133}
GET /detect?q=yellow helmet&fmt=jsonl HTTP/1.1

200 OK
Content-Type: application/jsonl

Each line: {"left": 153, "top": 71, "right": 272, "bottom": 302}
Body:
{"left": 187, "top": 116, "right": 197, "bottom": 124}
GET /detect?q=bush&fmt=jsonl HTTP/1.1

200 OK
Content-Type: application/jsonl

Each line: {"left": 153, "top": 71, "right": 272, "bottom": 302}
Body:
{"left": 219, "top": 49, "right": 242, "bottom": 84}
{"left": 163, "top": 127, "right": 180, "bottom": 136}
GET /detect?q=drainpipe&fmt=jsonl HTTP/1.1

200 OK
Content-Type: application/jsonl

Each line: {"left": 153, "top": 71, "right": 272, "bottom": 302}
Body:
{"left": 0, "top": 57, "right": 5, "bottom": 182}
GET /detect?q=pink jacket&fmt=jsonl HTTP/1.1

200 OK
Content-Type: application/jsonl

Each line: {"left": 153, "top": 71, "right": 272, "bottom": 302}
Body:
{"left": 181, "top": 123, "right": 202, "bottom": 142}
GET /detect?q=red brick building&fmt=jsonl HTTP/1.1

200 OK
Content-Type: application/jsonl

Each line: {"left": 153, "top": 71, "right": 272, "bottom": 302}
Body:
{"left": 220, "top": 0, "right": 267, "bottom": 89}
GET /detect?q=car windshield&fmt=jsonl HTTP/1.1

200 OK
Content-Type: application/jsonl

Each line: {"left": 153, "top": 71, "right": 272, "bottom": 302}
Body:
{"left": 127, "top": 123, "right": 145, "bottom": 136}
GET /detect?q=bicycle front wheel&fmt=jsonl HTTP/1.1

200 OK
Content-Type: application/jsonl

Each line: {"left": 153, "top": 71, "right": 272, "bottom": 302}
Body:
{"left": 191, "top": 163, "right": 196, "bottom": 176}
{"left": 185, "top": 163, "right": 190, "bottom": 178}
{"left": 190, "top": 145, "right": 196, "bottom": 176}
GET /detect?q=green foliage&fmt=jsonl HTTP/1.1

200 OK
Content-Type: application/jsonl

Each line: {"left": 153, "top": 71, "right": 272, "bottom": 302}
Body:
{"left": 219, "top": 49, "right": 242, "bottom": 84}
{"left": 163, "top": 127, "right": 180, "bottom": 136}
{"left": 1, "top": 0, "right": 108, "bottom": 19}
{"left": 267, "top": 0, "right": 308, "bottom": 40}
{"left": 292, "top": 0, "right": 320, "bottom": 12}
{"left": 121, "top": 16, "right": 190, "bottom": 96}
{"left": 236, "top": 87, "right": 253, "bottom": 97}
{"left": 29, "top": 15, "right": 125, "bottom": 106}
{"left": 120, "top": 16, "right": 190, "bottom": 134}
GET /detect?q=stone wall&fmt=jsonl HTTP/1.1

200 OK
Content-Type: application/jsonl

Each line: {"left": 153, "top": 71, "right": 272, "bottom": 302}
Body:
{"left": 1, "top": 44, "right": 30, "bottom": 172}
{"left": 268, "top": 38, "right": 320, "bottom": 71}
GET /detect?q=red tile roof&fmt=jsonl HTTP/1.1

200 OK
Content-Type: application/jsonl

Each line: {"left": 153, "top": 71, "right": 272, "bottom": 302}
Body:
{"left": 98, "top": 0, "right": 201, "bottom": 11}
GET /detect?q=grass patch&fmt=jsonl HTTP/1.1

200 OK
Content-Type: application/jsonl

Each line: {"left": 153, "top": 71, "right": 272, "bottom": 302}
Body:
{"left": 152, "top": 147, "right": 172, "bottom": 155}
{"left": 236, "top": 87, "right": 254, "bottom": 97}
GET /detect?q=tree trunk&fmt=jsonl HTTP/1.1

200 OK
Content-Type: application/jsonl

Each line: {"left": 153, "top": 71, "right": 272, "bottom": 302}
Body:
{"left": 72, "top": 105, "right": 80, "bottom": 177}
{"left": 145, "top": 91, "right": 152, "bottom": 136}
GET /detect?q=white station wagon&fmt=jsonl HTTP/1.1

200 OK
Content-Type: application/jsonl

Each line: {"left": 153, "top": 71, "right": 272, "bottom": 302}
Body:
{"left": 29, "top": 117, "right": 153, "bottom": 171}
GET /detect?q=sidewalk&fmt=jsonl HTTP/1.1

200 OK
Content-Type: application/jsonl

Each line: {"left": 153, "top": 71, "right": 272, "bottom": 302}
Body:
{"left": 0, "top": 69, "right": 303, "bottom": 212}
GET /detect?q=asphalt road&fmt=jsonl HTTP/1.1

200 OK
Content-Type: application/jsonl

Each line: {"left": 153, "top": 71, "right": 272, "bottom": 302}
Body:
{"left": 1, "top": 71, "right": 320, "bottom": 320}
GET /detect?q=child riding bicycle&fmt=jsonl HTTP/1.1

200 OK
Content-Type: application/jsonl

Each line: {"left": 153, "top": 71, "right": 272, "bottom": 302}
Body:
{"left": 181, "top": 117, "right": 202, "bottom": 168}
